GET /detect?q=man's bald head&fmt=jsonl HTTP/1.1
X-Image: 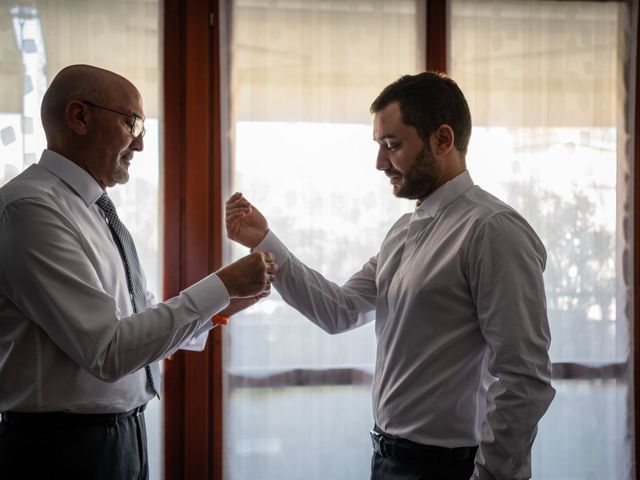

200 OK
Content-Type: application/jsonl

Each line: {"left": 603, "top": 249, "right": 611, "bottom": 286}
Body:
{"left": 39, "top": 64, "right": 145, "bottom": 190}
{"left": 41, "top": 64, "right": 139, "bottom": 142}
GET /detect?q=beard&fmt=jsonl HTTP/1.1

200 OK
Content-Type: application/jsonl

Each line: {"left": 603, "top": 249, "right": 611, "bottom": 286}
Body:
{"left": 112, "top": 165, "right": 129, "bottom": 185}
{"left": 391, "top": 146, "right": 441, "bottom": 200}
{"left": 112, "top": 153, "right": 131, "bottom": 185}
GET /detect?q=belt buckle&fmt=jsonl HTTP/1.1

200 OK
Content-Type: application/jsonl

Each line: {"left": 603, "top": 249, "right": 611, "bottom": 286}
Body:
{"left": 370, "top": 430, "right": 387, "bottom": 456}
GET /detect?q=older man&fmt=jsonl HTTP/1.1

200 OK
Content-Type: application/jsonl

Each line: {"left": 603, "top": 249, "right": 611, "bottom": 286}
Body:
{"left": 0, "top": 64, "right": 276, "bottom": 479}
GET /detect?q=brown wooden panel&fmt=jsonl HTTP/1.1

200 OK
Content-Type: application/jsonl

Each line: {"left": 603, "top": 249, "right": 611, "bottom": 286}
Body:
{"left": 208, "top": 1, "right": 224, "bottom": 478}
{"left": 635, "top": 3, "right": 640, "bottom": 478}
{"left": 426, "top": 0, "right": 447, "bottom": 72}
{"left": 183, "top": 1, "right": 213, "bottom": 477}
{"left": 163, "top": 0, "right": 186, "bottom": 478}
{"left": 163, "top": 0, "right": 219, "bottom": 478}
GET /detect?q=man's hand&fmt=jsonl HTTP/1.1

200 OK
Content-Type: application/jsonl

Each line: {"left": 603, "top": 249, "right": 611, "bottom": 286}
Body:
{"left": 225, "top": 192, "right": 269, "bottom": 249}
{"left": 216, "top": 251, "right": 277, "bottom": 298}
{"left": 218, "top": 288, "right": 271, "bottom": 318}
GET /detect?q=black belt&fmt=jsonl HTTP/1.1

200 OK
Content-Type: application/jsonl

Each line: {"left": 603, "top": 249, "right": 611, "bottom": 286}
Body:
{"left": 1, "top": 403, "right": 147, "bottom": 428}
{"left": 370, "top": 426, "right": 477, "bottom": 464}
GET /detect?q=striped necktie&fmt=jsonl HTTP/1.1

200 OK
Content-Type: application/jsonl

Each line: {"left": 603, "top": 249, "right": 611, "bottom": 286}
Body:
{"left": 96, "top": 193, "right": 160, "bottom": 398}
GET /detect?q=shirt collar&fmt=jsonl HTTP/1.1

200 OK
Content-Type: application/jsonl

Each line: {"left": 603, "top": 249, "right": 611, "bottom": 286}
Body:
{"left": 38, "top": 149, "right": 104, "bottom": 207}
{"left": 415, "top": 170, "right": 475, "bottom": 218}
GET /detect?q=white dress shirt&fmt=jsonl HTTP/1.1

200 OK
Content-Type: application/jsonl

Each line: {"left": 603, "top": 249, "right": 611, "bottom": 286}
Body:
{"left": 0, "top": 150, "right": 229, "bottom": 413}
{"left": 256, "top": 170, "right": 555, "bottom": 480}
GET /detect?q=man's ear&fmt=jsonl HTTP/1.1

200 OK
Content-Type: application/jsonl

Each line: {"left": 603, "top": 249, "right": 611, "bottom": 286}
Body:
{"left": 66, "top": 101, "right": 89, "bottom": 135}
{"left": 431, "top": 124, "right": 454, "bottom": 155}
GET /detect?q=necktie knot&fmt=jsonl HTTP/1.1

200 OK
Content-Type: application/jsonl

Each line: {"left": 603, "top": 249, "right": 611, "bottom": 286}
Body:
{"left": 96, "top": 193, "right": 117, "bottom": 221}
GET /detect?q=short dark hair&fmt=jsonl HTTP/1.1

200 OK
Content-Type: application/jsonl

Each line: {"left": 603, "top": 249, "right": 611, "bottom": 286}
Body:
{"left": 370, "top": 71, "right": 472, "bottom": 156}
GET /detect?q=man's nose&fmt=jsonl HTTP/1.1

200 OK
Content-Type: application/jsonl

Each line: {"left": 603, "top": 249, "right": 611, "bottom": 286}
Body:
{"left": 376, "top": 148, "right": 389, "bottom": 171}
{"left": 130, "top": 134, "right": 144, "bottom": 152}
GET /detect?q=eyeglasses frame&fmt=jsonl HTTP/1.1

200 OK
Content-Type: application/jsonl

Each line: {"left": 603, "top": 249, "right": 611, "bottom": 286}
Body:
{"left": 82, "top": 100, "right": 146, "bottom": 139}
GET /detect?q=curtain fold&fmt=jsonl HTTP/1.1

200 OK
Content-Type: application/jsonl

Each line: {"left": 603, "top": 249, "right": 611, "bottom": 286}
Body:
{"left": 223, "top": 1, "right": 424, "bottom": 479}
{"left": 450, "top": 1, "right": 633, "bottom": 478}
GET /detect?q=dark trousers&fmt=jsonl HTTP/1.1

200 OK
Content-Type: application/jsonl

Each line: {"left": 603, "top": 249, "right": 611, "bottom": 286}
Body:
{"left": 370, "top": 427, "right": 477, "bottom": 480}
{"left": 0, "top": 407, "right": 149, "bottom": 480}
{"left": 371, "top": 451, "right": 476, "bottom": 480}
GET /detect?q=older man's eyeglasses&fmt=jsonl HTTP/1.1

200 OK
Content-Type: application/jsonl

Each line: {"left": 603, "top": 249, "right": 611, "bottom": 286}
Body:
{"left": 82, "top": 100, "right": 146, "bottom": 139}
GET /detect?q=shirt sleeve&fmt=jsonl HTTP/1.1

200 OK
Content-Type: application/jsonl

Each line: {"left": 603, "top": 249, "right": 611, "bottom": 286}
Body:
{"left": 142, "top": 248, "right": 219, "bottom": 353}
{"left": 0, "top": 199, "right": 229, "bottom": 382}
{"left": 254, "top": 230, "right": 377, "bottom": 333}
{"left": 467, "top": 212, "right": 556, "bottom": 480}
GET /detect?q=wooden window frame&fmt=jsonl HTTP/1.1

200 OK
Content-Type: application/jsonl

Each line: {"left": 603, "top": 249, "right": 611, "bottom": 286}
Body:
{"left": 163, "top": 0, "right": 223, "bottom": 478}
{"left": 634, "top": 1, "right": 640, "bottom": 474}
{"left": 162, "top": 0, "right": 640, "bottom": 478}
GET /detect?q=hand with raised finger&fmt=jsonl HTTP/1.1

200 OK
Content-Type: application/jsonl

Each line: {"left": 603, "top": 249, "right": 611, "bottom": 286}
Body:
{"left": 225, "top": 192, "right": 269, "bottom": 249}
{"left": 216, "top": 251, "right": 277, "bottom": 298}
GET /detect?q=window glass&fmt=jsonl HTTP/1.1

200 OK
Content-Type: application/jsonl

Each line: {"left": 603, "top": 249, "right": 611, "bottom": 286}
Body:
{"left": 449, "top": 1, "right": 632, "bottom": 477}
{"left": 225, "top": 1, "right": 424, "bottom": 478}
{"left": 0, "top": 2, "right": 163, "bottom": 478}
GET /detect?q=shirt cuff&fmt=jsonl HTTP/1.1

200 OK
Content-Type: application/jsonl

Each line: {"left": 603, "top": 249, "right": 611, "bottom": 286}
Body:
{"left": 182, "top": 272, "right": 230, "bottom": 321}
{"left": 180, "top": 327, "right": 213, "bottom": 352}
{"left": 254, "top": 230, "right": 291, "bottom": 268}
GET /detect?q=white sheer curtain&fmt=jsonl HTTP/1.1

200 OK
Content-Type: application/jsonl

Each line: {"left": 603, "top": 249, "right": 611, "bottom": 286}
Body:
{"left": 223, "top": 1, "right": 423, "bottom": 479}
{"left": 0, "top": 2, "right": 163, "bottom": 478}
{"left": 449, "top": 1, "right": 633, "bottom": 478}
{"left": 223, "top": 1, "right": 636, "bottom": 478}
